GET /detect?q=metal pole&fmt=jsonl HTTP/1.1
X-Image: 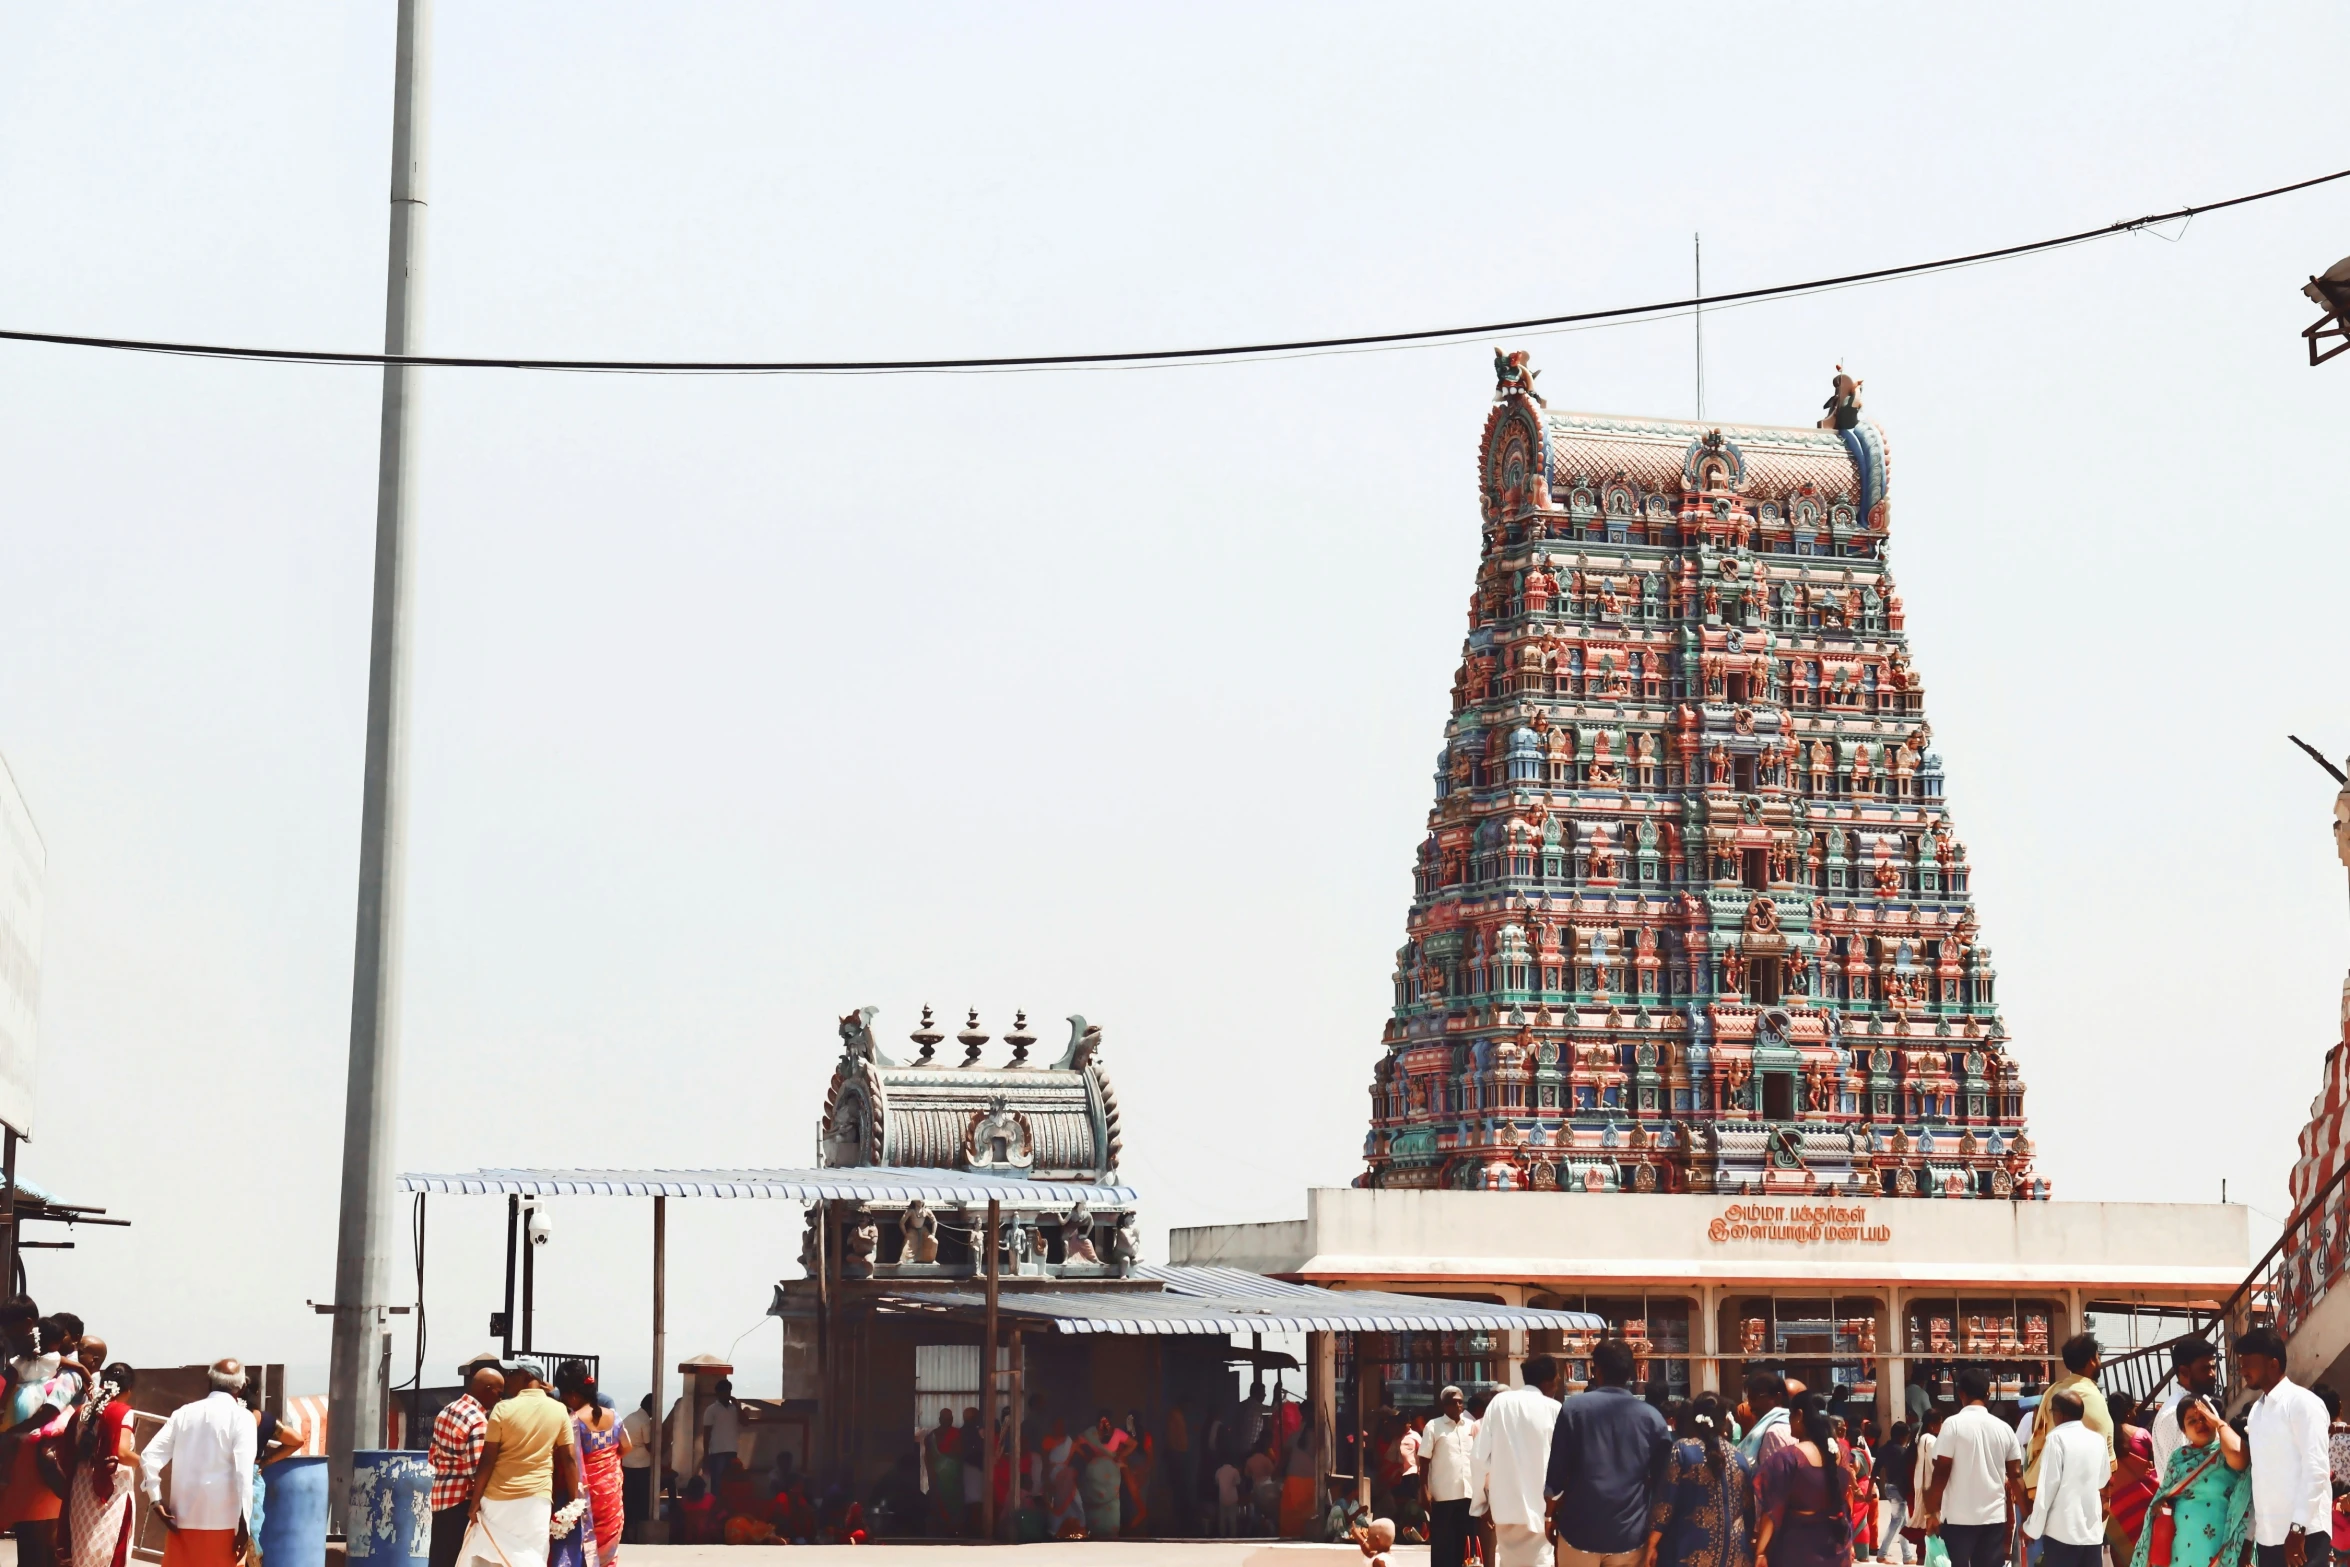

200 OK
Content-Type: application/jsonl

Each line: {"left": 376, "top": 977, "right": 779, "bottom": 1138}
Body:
{"left": 814, "top": 1203, "right": 831, "bottom": 1470}
{"left": 1694, "top": 232, "right": 1704, "bottom": 421}
{"left": 981, "top": 1198, "right": 1000, "bottom": 1541}
{"left": 521, "top": 1204, "right": 536, "bottom": 1353}
{"left": 1, "top": 1129, "right": 17, "bottom": 1300}
{"left": 1008, "top": 1332, "right": 1024, "bottom": 1526}
{"left": 328, "top": 0, "right": 431, "bottom": 1530}
{"left": 650, "top": 1195, "right": 666, "bottom": 1526}
{"left": 501, "top": 1195, "right": 518, "bottom": 1358}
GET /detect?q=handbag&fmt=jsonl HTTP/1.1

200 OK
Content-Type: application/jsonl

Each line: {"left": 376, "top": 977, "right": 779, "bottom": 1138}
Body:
{"left": 2146, "top": 1447, "right": 2228, "bottom": 1567}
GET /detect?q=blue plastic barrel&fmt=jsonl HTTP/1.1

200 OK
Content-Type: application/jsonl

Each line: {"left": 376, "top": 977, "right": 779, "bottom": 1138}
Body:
{"left": 258, "top": 1456, "right": 328, "bottom": 1567}
{"left": 347, "top": 1451, "right": 432, "bottom": 1567}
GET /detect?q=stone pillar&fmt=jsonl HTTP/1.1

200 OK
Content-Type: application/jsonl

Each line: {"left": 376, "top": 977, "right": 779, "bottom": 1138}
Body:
{"left": 1309, "top": 1331, "right": 1338, "bottom": 1499}
{"left": 1880, "top": 1287, "right": 1903, "bottom": 1434}
{"left": 1356, "top": 1332, "right": 1387, "bottom": 1506}
{"left": 1699, "top": 1284, "right": 1722, "bottom": 1394}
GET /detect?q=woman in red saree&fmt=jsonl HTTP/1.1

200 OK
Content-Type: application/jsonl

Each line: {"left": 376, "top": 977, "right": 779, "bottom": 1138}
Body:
{"left": 65, "top": 1364, "right": 137, "bottom": 1567}
{"left": 556, "top": 1369, "right": 629, "bottom": 1566}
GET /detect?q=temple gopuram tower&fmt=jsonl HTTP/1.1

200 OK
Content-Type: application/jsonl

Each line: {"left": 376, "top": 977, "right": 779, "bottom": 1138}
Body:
{"left": 1360, "top": 355, "right": 2041, "bottom": 1201}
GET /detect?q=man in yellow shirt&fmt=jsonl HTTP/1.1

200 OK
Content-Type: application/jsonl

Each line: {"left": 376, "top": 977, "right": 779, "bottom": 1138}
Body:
{"left": 2024, "top": 1334, "right": 2113, "bottom": 1496}
{"left": 460, "top": 1361, "right": 579, "bottom": 1567}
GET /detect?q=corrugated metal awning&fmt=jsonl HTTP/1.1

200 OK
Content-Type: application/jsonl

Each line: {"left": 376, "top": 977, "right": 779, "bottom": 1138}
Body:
{"left": 396, "top": 1167, "right": 1137, "bottom": 1206}
{"left": 873, "top": 1264, "right": 1606, "bottom": 1336}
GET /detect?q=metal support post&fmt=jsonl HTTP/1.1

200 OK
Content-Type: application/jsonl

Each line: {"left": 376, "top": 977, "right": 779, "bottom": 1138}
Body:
{"left": 813, "top": 1202, "right": 832, "bottom": 1470}
{"left": 327, "top": 0, "right": 432, "bottom": 1528}
{"left": 981, "top": 1199, "right": 1000, "bottom": 1541}
{"left": 650, "top": 1195, "right": 666, "bottom": 1531}
{"left": 521, "top": 1203, "right": 536, "bottom": 1352}
{"left": 500, "top": 1195, "right": 518, "bottom": 1357}
{"left": 1, "top": 1129, "right": 17, "bottom": 1298}
{"left": 1007, "top": 1333, "right": 1025, "bottom": 1522}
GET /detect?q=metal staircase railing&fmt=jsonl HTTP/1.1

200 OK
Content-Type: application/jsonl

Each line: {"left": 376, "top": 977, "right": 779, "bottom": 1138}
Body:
{"left": 2095, "top": 1156, "right": 2350, "bottom": 1412}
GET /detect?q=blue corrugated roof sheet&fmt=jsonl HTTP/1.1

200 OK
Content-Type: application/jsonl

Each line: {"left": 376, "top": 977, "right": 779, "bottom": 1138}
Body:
{"left": 876, "top": 1264, "right": 1606, "bottom": 1336}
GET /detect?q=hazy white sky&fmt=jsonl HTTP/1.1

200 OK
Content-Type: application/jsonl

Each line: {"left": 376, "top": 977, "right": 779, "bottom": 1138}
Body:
{"left": 2, "top": 3, "right": 2348, "bottom": 1407}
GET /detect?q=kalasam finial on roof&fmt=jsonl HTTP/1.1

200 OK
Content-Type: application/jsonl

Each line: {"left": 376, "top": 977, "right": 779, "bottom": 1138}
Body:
{"left": 957, "top": 1008, "right": 989, "bottom": 1067}
{"left": 910, "top": 1004, "right": 943, "bottom": 1063}
{"left": 1004, "top": 1010, "right": 1036, "bottom": 1067}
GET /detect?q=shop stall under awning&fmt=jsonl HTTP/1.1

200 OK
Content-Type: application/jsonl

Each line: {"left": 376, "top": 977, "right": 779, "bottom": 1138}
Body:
{"left": 393, "top": 1164, "right": 1150, "bottom": 1465}
{"left": 870, "top": 1263, "right": 1607, "bottom": 1335}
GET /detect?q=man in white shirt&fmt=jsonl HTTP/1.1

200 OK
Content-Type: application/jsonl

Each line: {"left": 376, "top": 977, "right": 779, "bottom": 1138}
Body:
{"left": 1924, "top": 1366, "right": 2024, "bottom": 1567}
{"left": 699, "top": 1377, "right": 741, "bottom": 1485}
{"left": 1470, "top": 1356, "right": 1563, "bottom": 1567}
{"left": 1422, "top": 1385, "right": 1479, "bottom": 1567}
{"left": 143, "top": 1359, "right": 260, "bottom": 1567}
{"left": 619, "top": 1394, "right": 655, "bottom": 1544}
{"left": 2150, "top": 1338, "right": 2220, "bottom": 1479}
{"left": 2023, "top": 1388, "right": 2111, "bottom": 1567}
{"left": 2240, "top": 1327, "right": 2333, "bottom": 1567}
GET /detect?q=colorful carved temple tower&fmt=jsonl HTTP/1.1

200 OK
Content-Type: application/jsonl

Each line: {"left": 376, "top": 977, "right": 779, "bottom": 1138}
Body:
{"left": 1360, "top": 356, "right": 2042, "bottom": 1200}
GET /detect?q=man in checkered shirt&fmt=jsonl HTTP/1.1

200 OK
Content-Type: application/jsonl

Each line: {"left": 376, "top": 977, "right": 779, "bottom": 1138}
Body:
{"left": 430, "top": 1363, "right": 508, "bottom": 1567}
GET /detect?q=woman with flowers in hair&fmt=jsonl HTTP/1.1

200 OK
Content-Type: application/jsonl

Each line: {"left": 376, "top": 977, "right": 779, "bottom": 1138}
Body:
{"left": 1648, "top": 1392, "right": 1757, "bottom": 1567}
{"left": 64, "top": 1364, "right": 137, "bottom": 1567}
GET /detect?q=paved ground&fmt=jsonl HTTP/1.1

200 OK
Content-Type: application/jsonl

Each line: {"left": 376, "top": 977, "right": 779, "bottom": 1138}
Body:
{"left": 626, "top": 1545, "right": 1427, "bottom": 1565}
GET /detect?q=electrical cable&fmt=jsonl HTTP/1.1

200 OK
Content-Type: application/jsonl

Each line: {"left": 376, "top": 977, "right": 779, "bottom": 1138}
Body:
{"left": 0, "top": 166, "right": 2344, "bottom": 377}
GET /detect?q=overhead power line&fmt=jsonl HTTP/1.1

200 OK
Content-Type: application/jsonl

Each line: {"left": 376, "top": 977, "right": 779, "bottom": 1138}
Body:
{"left": 4, "top": 165, "right": 2347, "bottom": 377}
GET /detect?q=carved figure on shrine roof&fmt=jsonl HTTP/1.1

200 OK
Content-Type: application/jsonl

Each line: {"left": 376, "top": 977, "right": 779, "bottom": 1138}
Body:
{"left": 1494, "top": 347, "right": 1545, "bottom": 404}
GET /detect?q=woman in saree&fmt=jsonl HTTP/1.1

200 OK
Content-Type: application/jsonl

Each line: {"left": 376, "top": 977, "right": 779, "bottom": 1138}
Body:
{"left": 1834, "top": 1417, "right": 1873, "bottom": 1556}
{"left": 1077, "top": 1426, "right": 1123, "bottom": 1538}
{"left": 64, "top": 1365, "right": 137, "bottom": 1567}
{"left": 1278, "top": 1422, "right": 1319, "bottom": 1539}
{"left": 1647, "top": 1392, "right": 1756, "bottom": 1567}
{"left": 557, "top": 1368, "right": 627, "bottom": 1567}
{"left": 1754, "top": 1394, "right": 1853, "bottom": 1567}
{"left": 2129, "top": 1393, "right": 2250, "bottom": 1567}
{"left": 925, "top": 1408, "right": 964, "bottom": 1536}
{"left": 2105, "top": 1396, "right": 2158, "bottom": 1566}
{"left": 1119, "top": 1423, "right": 1154, "bottom": 1536}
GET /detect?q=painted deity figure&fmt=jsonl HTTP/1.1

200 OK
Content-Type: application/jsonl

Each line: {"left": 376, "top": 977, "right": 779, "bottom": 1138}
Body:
{"left": 1062, "top": 1201, "right": 1100, "bottom": 1263}
{"left": 1494, "top": 347, "right": 1545, "bottom": 403}
{"left": 899, "top": 1198, "right": 941, "bottom": 1263}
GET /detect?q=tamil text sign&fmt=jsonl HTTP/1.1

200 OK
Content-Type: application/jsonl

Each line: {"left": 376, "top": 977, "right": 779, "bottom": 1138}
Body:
{"left": 1707, "top": 1202, "right": 1890, "bottom": 1246}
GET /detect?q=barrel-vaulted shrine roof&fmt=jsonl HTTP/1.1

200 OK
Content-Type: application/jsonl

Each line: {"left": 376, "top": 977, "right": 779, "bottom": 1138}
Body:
{"left": 1537, "top": 409, "right": 1881, "bottom": 508}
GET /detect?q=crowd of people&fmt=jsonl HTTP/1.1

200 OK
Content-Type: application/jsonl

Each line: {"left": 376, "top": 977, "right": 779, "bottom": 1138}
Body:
{"left": 0, "top": 1297, "right": 310, "bottom": 1567}
{"left": 419, "top": 1354, "right": 637, "bottom": 1567}
{"left": 1336, "top": 1325, "right": 2344, "bottom": 1567}
{"left": 833, "top": 1383, "right": 1357, "bottom": 1543}
{"left": 31, "top": 1314, "right": 2338, "bottom": 1565}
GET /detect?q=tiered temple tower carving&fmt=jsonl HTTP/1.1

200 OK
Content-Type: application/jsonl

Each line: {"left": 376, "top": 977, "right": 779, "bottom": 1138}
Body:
{"left": 1360, "top": 357, "right": 2041, "bottom": 1200}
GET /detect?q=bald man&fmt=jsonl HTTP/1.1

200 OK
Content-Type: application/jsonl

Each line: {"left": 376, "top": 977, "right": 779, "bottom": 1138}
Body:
{"left": 142, "top": 1359, "right": 257, "bottom": 1567}
{"left": 430, "top": 1365, "right": 509, "bottom": 1567}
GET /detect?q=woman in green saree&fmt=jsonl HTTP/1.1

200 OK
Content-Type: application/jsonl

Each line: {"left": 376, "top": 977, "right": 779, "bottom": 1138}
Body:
{"left": 2130, "top": 1394, "right": 2251, "bottom": 1567}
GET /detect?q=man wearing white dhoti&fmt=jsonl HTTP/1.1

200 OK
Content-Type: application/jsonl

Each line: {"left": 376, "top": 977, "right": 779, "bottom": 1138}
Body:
{"left": 142, "top": 1360, "right": 257, "bottom": 1567}
{"left": 461, "top": 1362, "right": 578, "bottom": 1567}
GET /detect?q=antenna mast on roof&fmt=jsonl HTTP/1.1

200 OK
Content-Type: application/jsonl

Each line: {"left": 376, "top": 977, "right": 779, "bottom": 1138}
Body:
{"left": 1694, "top": 233, "right": 1705, "bottom": 420}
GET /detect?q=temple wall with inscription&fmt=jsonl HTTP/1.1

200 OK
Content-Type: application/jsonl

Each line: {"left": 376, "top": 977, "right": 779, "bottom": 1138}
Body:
{"left": 1172, "top": 1189, "right": 2247, "bottom": 1421}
